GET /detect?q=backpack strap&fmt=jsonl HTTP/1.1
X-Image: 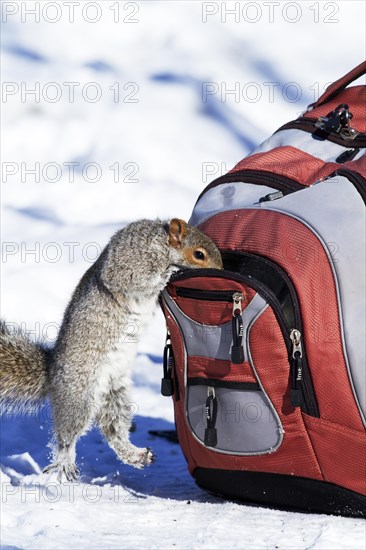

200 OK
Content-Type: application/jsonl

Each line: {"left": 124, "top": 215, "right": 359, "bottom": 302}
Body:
{"left": 313, "top": 60, "right": 366, "bottom": 108}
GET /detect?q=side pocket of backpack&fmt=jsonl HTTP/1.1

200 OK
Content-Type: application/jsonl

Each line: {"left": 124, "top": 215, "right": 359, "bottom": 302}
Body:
{"left": 161, "top": 277, "right": 284, "bottom": 456}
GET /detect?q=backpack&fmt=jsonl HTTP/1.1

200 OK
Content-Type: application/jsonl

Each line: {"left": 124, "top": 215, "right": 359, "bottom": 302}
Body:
{"left": 160, "top": 61, "right": 366, "bottom": 517}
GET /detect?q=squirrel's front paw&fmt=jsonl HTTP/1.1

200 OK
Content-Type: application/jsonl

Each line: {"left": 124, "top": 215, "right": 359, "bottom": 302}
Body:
{"left": 138, "top": 447, "right": 155, "bottom": 468}
{"left": 43, "top": 462, "right": 80, "bottom": 482}
{"left": 125, "top": 447, "right": 155, "bottom": 469}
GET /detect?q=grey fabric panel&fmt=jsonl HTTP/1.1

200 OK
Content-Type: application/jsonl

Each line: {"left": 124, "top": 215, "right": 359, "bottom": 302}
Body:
{"left": 189, "top": 183, "right": 275, "bottom": 226}
{"left": 247, "top": 129, "right": 364, "bottom": 163}
{"left": 189, "top": 132, "right": 363, "bottom": 227}
{"left": 240, "top": 294, "right": 268, "bottom": 361}
{"left": 190, "top": 174, "right": 366, "bottom": 425}
{"left": 162, "top": 290, "right": 267, "bottom": 361}
{"left": 187, "top": 386, "right": 281, "bottom": 454}
{"left": 260, "top": 176, "right": 365, "bottom": 424}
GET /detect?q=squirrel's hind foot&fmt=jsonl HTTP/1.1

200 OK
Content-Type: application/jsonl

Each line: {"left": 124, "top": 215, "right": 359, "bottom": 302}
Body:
{"left": 43, "top": 462, "right": 80, "bottom": 482}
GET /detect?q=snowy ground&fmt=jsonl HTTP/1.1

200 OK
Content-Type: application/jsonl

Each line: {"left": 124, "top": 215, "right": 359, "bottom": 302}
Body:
{"left": 1, "top": 1, "right": 366, "bottom": 548}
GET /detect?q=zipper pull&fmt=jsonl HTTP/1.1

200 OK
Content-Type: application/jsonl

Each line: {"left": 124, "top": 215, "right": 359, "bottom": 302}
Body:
{"left": 259, "top": 190, "right": 284, "bottom": 203}
{"left": 289, "top": 329, "right": 303, "bottom": 407}
{"left": 204, "top": 386, "right": 218, "bottom": 447}
{"left": 290, "top": 329, "right": 302, "bottom": 359}
{"left": 231, "top": 292, "right": 244, "bottom": 364}
{"left": 232, "top": 292, "right": 243, "bottom": 316}
{"left": 161, "top": 332, "right": 174, "bottom": 397}
{"left": 336, "top": 147, "right": 360, "bottom": 164}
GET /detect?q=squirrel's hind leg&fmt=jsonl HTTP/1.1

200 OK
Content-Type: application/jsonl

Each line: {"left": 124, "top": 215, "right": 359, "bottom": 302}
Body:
{"left": 44, "top": 390, "right": 95, "bottom": 481}
{"left": 96, "top": 382, "right": 155, "bottom": 469}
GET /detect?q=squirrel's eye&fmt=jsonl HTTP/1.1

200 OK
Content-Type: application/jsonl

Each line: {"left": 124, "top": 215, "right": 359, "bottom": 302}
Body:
{"left": 193, "top": 250, "right": 206, "bottom": 261}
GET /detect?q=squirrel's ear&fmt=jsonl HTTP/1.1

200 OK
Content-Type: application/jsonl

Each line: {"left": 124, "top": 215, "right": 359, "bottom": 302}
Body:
{"left": 168, "top": 218, "right": 188, "bottom": 248}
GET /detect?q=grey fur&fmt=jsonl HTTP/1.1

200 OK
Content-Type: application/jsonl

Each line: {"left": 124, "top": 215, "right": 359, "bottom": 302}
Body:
{"left": 0, "top": 218, "right": 222, "bottom": 481}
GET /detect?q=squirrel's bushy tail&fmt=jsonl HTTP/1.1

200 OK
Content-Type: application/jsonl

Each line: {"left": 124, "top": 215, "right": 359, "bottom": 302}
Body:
{"left": 0, "top": 321, "right": 50, "bottom": 411}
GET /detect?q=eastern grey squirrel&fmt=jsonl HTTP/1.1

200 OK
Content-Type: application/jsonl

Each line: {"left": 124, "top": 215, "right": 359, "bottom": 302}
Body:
{"left": 0, "top": 218, "right": 223, "bottom": 481}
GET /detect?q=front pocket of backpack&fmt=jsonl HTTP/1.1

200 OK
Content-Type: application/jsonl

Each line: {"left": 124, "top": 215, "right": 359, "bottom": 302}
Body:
{"left": 186, "top": 377, "right": 282, "bottom": 454}
{"left": 162, "top": 279, "right": 284, "bottom": 455}
{"left": 162, "top": 285, "right": 260, "bottom": 364}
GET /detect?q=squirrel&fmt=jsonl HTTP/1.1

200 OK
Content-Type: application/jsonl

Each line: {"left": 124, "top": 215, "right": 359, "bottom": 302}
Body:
{"left": 0, "top": 218, "right": 223, "bottom": 481}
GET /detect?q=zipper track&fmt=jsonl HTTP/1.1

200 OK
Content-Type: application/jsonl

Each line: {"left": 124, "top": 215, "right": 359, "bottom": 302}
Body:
{"left": 195, "top": 169, "right": 303, "bottom": 205}
{"left": 222, "top": 251, "right": 319, "bottom": 417}
{"left": 171, "top": 269, "right": 289, "bottom": 333}
{"left": 222, "top": 251, "right": 298, "bottom": 329}
{"left": 336, "top": 169, "right": 366, "bottom": 203}
{"left": 170, "top": 268, "right": 319, "bottom": 417}
{"left": 176, "top": 288, "right": 236, "bottom": 301}
{"left": 187, "top": 378, "right": 260, "bottom": 391}
{"left": 276, "top": 119, "right": 366, "bottom": 147}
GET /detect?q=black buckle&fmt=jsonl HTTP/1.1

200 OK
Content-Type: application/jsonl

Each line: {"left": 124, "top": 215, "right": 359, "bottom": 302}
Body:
{"left": 315, "top": 104, "right": 359, "bottom": 140}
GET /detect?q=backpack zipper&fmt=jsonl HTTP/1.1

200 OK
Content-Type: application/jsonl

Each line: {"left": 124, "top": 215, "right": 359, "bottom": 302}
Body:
{"left": 176, "top": 288, "right": 237, "bottom": 301}
{"left": 195, "top": 169, "right": 304, "bottom": 204}
{"left": 170, "top": 268, "right": 319, "bottom": 417}
{"left": 335, "top": 148, "right": 360, "bottom": 164}
{"left": 336, "top": 168, "right": 366, "bottom": 204}
{"left": 204, "top": 386, "right": 218, "bottom": 447}
{"left": 222, "top": 250, "right": 319, "bottom": 417}
{"left": 276, "top": 118, "right": 366, "bottom": 148}
{"left": 231, "top": 292, "right": 244, "bottom": 364}
{"left": 289, "top": 329, "right": 303, "bottom": 408}
{"left": 161, "top": 331, "right": 180, "bottom": 400}
{"left": 176, "top": 287, "right": 245, "bottom": 365}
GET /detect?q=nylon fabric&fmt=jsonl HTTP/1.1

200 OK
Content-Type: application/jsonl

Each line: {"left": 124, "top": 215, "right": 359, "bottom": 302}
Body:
{"left": 187, "top": 386, "right": 281, "bottom": 454}
{"left": 230, "top": 146, "right": 339, "bottom": 184}
{"left": 161, "top": 64, "right": 366, "bottom": 507}
{"left": 187, "top": 357, "right": 257, "bottom": 383}
{"left": 304, "top": 414, "right": 366, "bottom": 495}
{"left": 165, "top": 304, "right": 322, "bottom": 480}
{"left": 304, "top": 86, "right": 366, "bottom": 132}
{"left": 162, "top": 289, "right": 267, "bottom": 362}
{"left": 201, "top": 210, "right": 365, "bottom": 432}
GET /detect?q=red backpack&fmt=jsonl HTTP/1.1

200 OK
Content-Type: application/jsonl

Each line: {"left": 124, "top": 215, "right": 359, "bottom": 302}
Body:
{"left": 161, "top": 61, "right": 366, "bottom": 517}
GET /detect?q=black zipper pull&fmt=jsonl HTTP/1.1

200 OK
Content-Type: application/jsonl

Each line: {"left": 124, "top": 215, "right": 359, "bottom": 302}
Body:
{"left": 161, "top": 332, "right": 174, "bottom": 397}
{"left": 204, "top": 386, "right": 218, "bottom": 447}
{"left": 231, "top": 292, "right": 244, "bottom": 364}
{"left": 336, "top": 148, "right": 360, "bottom": 163}
{"left": 290, "top": 329, "right": 303, "bottom": 407}
{"left": 259, "top": 190, "right": 284, "bottom": 203}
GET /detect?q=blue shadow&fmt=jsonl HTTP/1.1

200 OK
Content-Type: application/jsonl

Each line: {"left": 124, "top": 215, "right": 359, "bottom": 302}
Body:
{"left": 0, "top": 404, "right": 210, "bottom": 502}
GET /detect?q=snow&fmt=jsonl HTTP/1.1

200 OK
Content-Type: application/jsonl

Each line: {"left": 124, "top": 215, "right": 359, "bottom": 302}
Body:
{"left": 1, "top": 1, "right": 366, "bottom": 548}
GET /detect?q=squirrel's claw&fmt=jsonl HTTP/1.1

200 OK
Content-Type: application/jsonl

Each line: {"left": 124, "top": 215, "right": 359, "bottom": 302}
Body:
{"left": 146, "top": 448, "right": 156, "bottom": 464}
{"left": 137, "top": 447, "right": 155, "bottom": 468}
{"left": 43, "top": 462, "right": 80, "bottom": 482}
{"left": 43, "top": 463, "right": 58, "bottom": 475}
